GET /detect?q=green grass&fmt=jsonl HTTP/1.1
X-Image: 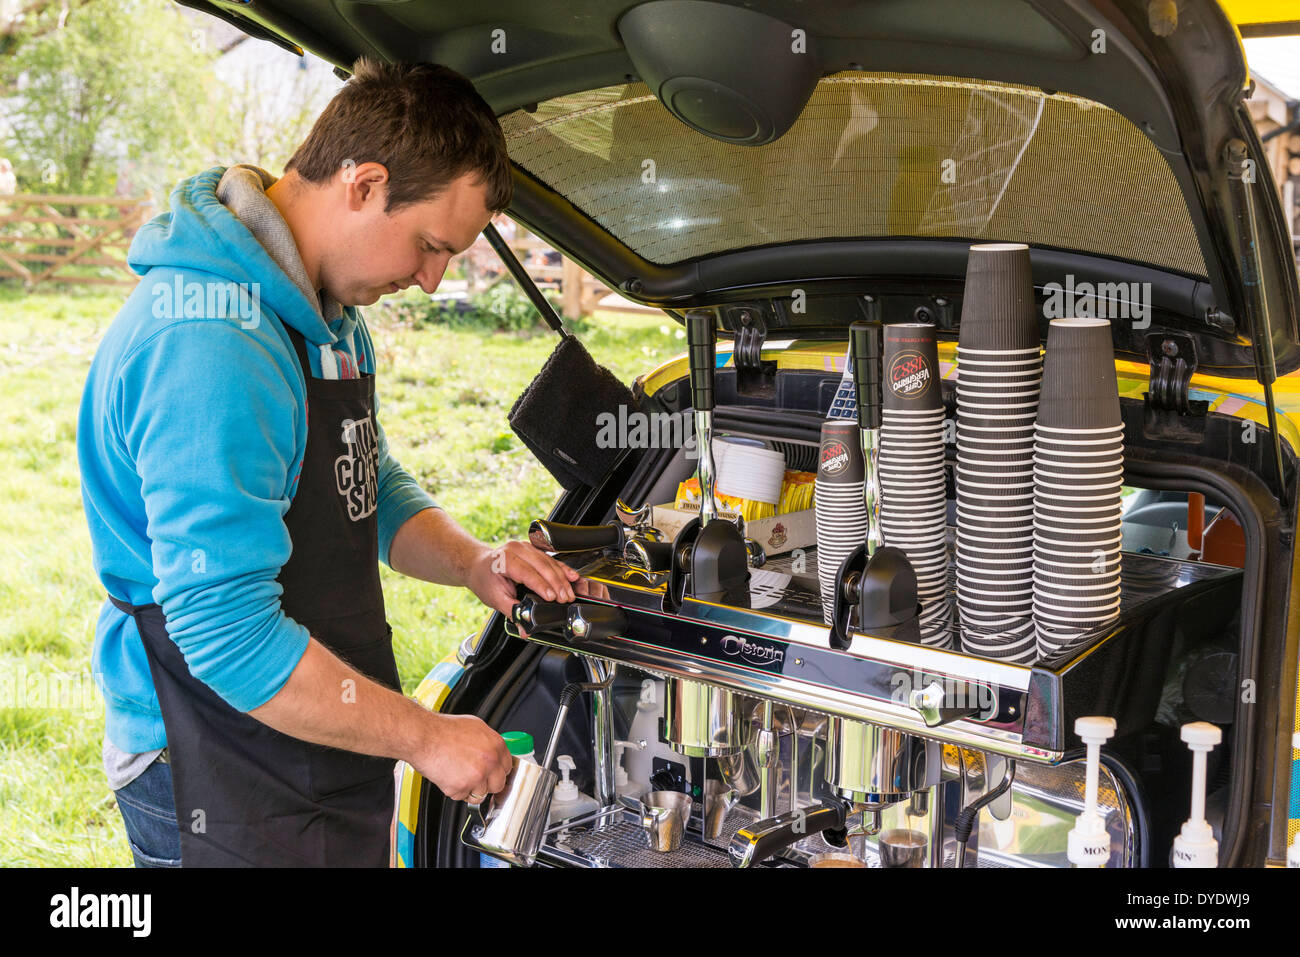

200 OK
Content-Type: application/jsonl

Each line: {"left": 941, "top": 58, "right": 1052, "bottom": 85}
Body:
{"left": 0, "top": 283, "right": 684, "bottom": 866}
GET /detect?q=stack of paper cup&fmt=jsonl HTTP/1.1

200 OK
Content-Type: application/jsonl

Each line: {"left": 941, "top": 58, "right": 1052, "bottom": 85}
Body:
{"left": 878, "top": 323, "right": 952, "bottom": 648}
{"left": 816, "top": 419, "right": 868, "bottom": 624}
{"left": 1033, "top": 317, "right": 1124, "bottom": 659}
{"left": 717, "top": 441, "right": 787, "bottom": 506}
{"left": 955, "top": 242, "right": 1041, "bottom": 664}
{"left": 714, "top": 435, "right": 762, "bottom": 476}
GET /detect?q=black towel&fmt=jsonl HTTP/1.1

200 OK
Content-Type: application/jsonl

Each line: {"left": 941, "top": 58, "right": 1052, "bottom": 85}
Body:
{"left": 508, "top": 334, "right": 640, "bottom": 491}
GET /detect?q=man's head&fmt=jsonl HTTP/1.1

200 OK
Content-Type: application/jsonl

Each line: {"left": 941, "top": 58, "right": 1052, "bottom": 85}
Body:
{"left": 280, "top": 59, "right": 512, "bottom": 307}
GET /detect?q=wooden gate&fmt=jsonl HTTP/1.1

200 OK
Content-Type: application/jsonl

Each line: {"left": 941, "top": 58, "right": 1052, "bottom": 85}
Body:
{"left": 0, "top": 194, "right": 153, "bottom": 289}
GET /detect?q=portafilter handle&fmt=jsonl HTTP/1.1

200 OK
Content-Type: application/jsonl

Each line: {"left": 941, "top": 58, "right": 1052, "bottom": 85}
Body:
{"left": 686, "top": 310, "right": 720, "bottom": 526}
{"left": 729, "top": 798, "right": 853, "bottom": 868}
{"left": 850, "top": 321, "right": 883, "bottom": 556}
{"left": 529, "top": 519, "right": 624, "bottom": 554}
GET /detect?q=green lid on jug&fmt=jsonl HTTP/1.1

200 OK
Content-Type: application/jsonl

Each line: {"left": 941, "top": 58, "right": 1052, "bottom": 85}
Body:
{"left": 503, "top": 731, "right": 535, "bottom": 756}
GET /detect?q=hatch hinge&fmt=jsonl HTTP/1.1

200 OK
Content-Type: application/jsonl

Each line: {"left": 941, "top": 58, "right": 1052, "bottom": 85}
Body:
{"left": 1145, "top": 334, "right": 1207, "bottom": 415}
{"left": 725, "top": 306, "right": 775, "bottom": 398}
{"left": 731, "top": 308, "right": 767, "bottom": 371}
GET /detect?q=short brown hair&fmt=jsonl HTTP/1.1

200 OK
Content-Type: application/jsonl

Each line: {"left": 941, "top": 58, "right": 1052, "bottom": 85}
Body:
{"left": 286, "top": 58, "right": 513, "bottom": 214}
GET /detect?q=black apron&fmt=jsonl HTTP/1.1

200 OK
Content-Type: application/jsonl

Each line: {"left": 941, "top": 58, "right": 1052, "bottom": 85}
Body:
{"left": 109, "top": 322, "right": 400, "bottom": 867}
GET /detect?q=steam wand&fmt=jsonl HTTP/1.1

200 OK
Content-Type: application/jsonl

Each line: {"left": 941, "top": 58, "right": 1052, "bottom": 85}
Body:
{"left": 953, "top": 758, "right": 1016, "bottom": 867}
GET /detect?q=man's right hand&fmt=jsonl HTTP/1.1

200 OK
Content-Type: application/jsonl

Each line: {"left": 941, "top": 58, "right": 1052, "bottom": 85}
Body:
{"left": 413, "top": 713, "right": 513, "bottom": 802}
{"left": 247, "top": 637, "right": 514, "bottom": 803}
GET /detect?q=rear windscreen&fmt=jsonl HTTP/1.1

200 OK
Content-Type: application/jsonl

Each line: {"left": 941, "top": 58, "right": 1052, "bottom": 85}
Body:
{"left": 501, "top": 72, "right": 1207, "bottom": 277}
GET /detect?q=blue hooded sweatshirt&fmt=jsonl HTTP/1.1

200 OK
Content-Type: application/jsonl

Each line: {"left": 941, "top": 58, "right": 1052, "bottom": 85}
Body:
{"left": 78, "top": 167, "right": 440, "bottom": 754}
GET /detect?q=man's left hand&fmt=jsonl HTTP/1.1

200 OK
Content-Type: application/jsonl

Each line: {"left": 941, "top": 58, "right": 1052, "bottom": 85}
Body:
{"left": 466, "top": 540, "right": 581, "bottom": 618}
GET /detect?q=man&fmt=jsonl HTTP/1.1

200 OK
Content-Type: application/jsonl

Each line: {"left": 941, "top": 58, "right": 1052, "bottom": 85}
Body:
{"left": 77, "top": 59, "right": 578, "bottom": 867}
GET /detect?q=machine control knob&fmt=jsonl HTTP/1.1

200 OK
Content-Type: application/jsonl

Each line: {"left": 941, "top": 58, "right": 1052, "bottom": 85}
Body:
{"left": 510, "top": 594, "right": 571, "bottom": 634}
{"left": 908, "top": 679, "right": 987, "bottom": 727}
{"left": 567, "top": 603, "right": 628, "bottom": 642}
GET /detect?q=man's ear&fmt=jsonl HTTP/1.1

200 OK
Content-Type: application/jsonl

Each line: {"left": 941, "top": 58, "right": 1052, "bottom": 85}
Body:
{"left": 341, "top": 161, "right": 390, "bottom": 211}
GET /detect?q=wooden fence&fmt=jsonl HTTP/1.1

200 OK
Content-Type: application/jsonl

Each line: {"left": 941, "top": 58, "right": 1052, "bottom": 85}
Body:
{"left": 465, "top": 230, "right": 656, "bottom": 319}
{"left": 0, "top": 195, "right": 656, "bottom": 317}
{"left": 0, "top": 194, "right": 154, "bottom": 289}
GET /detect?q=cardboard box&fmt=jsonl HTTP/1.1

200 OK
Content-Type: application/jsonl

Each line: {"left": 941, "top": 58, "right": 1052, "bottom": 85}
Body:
{"left": 651, "top": 503, "right": 817, "bottom": 556}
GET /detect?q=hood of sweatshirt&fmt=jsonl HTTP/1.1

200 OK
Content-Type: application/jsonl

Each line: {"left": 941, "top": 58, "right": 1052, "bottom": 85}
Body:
{"left": 127, "top": 166, "right": 357, "bottom": 350}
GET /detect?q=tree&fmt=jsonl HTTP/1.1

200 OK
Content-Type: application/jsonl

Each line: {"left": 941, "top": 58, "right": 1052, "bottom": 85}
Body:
{"left": 0, "top": 0, "right": 235, "bottom": 197}
{"left": 206, "top": 50, "right": 339, "bottom": 176}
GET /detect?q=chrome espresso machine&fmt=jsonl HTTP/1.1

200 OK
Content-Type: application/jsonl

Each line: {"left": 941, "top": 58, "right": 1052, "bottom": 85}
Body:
{"left": 464, "top": 310, "right": 1239, "bottom": 869}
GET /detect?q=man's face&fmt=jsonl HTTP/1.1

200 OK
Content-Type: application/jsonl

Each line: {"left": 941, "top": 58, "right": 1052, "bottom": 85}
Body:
{"left": 323, "top": 164, "right": 494, "bottom": 307}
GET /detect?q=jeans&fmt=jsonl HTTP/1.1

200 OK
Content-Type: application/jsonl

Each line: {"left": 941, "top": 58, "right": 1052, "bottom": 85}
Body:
{"left": 113, "top": 757, "right": 182, "bottom": 868}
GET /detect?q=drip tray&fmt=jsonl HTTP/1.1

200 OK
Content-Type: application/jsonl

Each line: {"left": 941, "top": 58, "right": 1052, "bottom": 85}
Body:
{"left": 539, "top": 806, "right": 734, "bottom": 868}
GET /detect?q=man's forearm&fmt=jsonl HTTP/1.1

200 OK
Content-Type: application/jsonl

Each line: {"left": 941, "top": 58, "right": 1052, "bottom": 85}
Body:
{"left": 388, "top": 506, "right": 490, "bottom": 587}
{"left": 248, "top": 636, "right": 433, "bottom": 762}
{"left": 248, "top": 635, "right": 512, "bottom": 801}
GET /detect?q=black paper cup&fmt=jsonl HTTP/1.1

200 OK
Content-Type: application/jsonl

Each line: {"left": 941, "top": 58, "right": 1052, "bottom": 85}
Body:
{"left": 1035, "top": 432, "right": 1125, "bottom": 451}
{"left": 958, "top": 242, "right": 1039, "bottom": 351}
{"left": 957, "top": 349, "right": 1042, "bottom": 363}
{"left": 956, "top": 382, "right": 1042, "bottom": 398}
{"left": 880, "top": 432, "right": 946, "bottom": 446}
{"left": 960, "top": 423, "right": 1037, "bottom": 439}
{"left": 960, "top": 444, "right": 1038, "bottom": 461}
{"left": 1034, "top": 489, "right": 1124, "bottom": 509}
{"left": 1033, "top": 593, "right": 1122, "bottom": 616}
{"left": 1033, "top": 575, "right": 1122, "bottom": 596}
{"left": 1034, "top": 561, "right": 1121, "bottom": 580}
{"left": 962, "top": 616, "right": 1036, "bottom": 635}
{"left": 1032, "top": 523, "right": 1122, "bottom": 545}
{"left": 958, "top": 505, "right": 1035, "bottom": 520}
{"left": 956, "top": 515, "right": 1034, "bottom": 531}
{"left": 883, "top": 324, "right": 944, "bottom": 413}
{"left": 884, "top": 406, "right": 949, "bottom": 417}
{"left": 1034, "top": 511, "right": 1124, "bottom": 530}
{"left": 1034, "top": 460, "right": 1125, "bottom": 475}
{"left": 1037, "top": 318, "right": 1121, "bottom": 430}
{"left": 882, "top": 497, "right": 947, "bottom": 513}
{"left": 1033, "top": 437, "right": 1125, "bottom": 453}
{"left": 957, "top": 569, "right": 1034, "bottom": 589}
{"left": 818, "top": 420, "right": 865, "bottom": 485}
{"left": 880, "top": 459, "right": 946, "bottom": 473}
{"left": 956, "top": 366, "right": 1042, "bottom": 382}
